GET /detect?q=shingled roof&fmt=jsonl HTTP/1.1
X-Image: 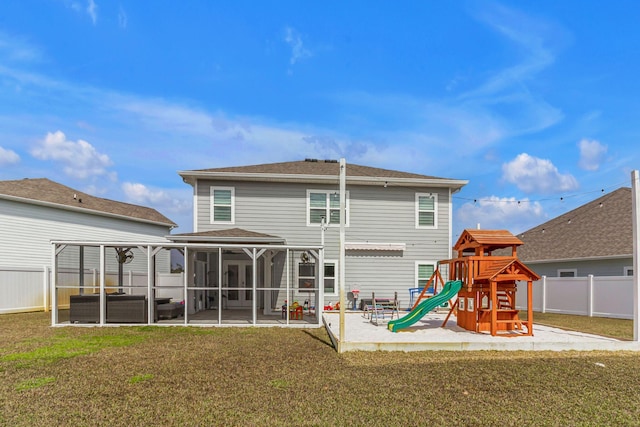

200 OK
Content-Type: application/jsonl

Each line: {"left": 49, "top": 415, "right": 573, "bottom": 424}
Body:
{"left": 179, "top": 159, "right": 467, "bottom": 189}
{"left": 517, "top": 187, "right": 632, "bottom": 262}
{"left": 169, "top": 228, "right": 284, "bottom": 243}
{"left": 0, "top": 178, "right": 176, "bottom": 227}
{"left": 454, "top": 229, "right": 523, "bottom": 254}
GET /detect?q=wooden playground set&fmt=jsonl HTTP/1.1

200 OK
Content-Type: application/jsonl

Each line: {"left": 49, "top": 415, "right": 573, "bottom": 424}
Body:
{"left": 409, "top": 229, "right": 540, "bottom": 336}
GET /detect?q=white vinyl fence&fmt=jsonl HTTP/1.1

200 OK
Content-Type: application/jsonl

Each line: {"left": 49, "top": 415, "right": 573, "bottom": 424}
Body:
{"left": 0, "top": 267, "right": 49, "bottom": 314}
{"left": 0, "top": 267, "right": 184, "bottom": 315}
{"left": 3, "top": 267, "right": 635, "bottom": 320}
{"left": 516, "top": 275, "right": 634, "bottom": 320}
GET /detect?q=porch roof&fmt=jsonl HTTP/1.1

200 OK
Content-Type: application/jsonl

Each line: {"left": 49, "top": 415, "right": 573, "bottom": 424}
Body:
{"left": 168, "top": 228, "right": 286, "bottom": 244}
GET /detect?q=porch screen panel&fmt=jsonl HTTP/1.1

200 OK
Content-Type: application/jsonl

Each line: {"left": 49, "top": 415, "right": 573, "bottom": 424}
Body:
{"left": 244, "top": 264, "right": 253, "bottom": 301}
{"left": 298, "top": 263, "right": 315, "bottom": 291}
{"left": 227, "top": 264, "right": 239, "bottom": 300}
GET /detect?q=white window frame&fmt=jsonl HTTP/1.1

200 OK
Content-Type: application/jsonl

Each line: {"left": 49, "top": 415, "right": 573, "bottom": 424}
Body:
{"left": 323, "top": 260, "right": 338, "bottom": 296}
{"left": 210, "top": 186, "right": 235, "bottom": 224}
{"left": 415, "top": 261, "right": 437, "bottom": 290}
{"left": 306, "top": 189, "right": 350, "bottom": 227}
{"left": 295, "top": 260, "right": 338, "bottom": 295}
{"left": 415, "top": 193, "right": 438, "bottom": 229}
{"left": 624, "top": 266, "right": 634, "bottom": 276}
{"left": 558, "top": 269, "right": 577, "bottom": 278}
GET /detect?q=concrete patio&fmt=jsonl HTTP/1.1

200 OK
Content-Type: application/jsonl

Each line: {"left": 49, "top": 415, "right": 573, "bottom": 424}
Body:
{"left": 323, "top": 311, "right": 640, "bottom": 352}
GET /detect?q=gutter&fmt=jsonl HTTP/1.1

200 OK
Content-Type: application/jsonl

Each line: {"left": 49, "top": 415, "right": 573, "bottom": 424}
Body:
{"left": 179, "top": 171, "right": 468, "bottom": 190}
{"left": 524, "top": 254, "right": 633, "bottom": 264}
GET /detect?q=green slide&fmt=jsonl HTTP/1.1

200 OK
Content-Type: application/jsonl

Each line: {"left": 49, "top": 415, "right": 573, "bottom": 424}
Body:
{"left": 388, "top": 280, "right": 463, "bottom": 332}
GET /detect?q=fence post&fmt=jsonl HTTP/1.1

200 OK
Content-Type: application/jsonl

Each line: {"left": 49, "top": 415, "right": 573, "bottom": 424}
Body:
{"left": 588, "top": 274, "right": 594, "bottom": 317}
{"left": 43, "top": 265, "right": 49, "bottom": 313}
{"left": 632, "top": 169, "right": 640, "bottom": 341}
{"left": 541, "top": 275, "right": 547, "bottom": 313}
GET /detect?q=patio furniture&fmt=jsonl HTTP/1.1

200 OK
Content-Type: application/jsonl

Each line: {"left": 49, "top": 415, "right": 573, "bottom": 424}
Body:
{"left": 69, "top": 294, "right": 149, "bottom": 323}
{"left": 289, "top": 305, "right": 303, "bottom": 320}
{"left": 369, "top": 292, "right": 400, "bottom": 326}
{"left": 107, "top": 295, "right": 148, "bottom": 323}
{"left": 69, "top": 294, "right": 100, "bottom": 323}
{"left": 157, "top": 302, "right": 184, "bottom": 320}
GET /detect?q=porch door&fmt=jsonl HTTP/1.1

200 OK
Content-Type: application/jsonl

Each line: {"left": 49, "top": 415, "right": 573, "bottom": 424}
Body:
{"left": 223, "top": 261, "right": 253, "bottom": 308}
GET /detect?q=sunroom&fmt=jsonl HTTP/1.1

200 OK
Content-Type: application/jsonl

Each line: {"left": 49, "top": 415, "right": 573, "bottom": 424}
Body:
{"left": 51, "top": 238, "right": 325, "bottom": 327}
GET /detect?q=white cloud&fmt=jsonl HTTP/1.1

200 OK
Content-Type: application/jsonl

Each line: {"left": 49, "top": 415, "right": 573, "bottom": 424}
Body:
{"left": 118, "top": 6, "right": 128, "bottom": 29}
{"left": 30, "top": 130, "right": 113, "bottom": 179}
{"left": 578, "top": 138, "right": 607, "bottom": 171}
{"left": 0, "top": 31, "right": 43, "bottom": 63}
{"left": 502, "top": 153, "right": 578, "bottom": 194}
{"left": 122, "top": 182, "right": 192, "bottom": 219}
{"left": 0, "top": 146, "right": 20, "bottom": 165}
{"left": 455, "top": 196, "right": 545, "bottom": 235}
{"left": 122, "top": 182, "right": 170, "bottom": 204}
{"left": 454, "top": 4, "right": 565, "bottom": 136}
{"left": 284, "top": 27, "right": 312, "bottom": 65}
{"left": 87, "top": 0, "right": 98, "bottom": 25}
{"left": 467, "top": 4, "right": 569, "bottom": 99}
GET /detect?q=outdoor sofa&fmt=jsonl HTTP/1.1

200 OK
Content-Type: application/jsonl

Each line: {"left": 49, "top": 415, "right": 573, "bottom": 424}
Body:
{"left": 69, "top": 294, "right": 148, "bottom": 323}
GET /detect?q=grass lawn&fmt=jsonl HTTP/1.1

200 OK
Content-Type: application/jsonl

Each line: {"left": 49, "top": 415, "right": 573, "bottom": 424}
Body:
{"left": 1, "top": 311, "right": 639, "bottom": 426}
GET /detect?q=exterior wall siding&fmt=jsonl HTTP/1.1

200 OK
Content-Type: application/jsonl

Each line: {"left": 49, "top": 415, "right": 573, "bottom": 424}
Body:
{"left": 195, "top": 179, "right": 453, "bottom": 303}
{"left": 0, "top": 198, "right": 172, "bottom": 270}
{"left": 526, "top": 258, "right": 633, "bottom": 278}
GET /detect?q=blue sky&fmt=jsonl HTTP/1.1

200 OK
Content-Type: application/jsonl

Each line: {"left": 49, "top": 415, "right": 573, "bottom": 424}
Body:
{"left": 0, "top": 1, "right": 639, "bottom": 239}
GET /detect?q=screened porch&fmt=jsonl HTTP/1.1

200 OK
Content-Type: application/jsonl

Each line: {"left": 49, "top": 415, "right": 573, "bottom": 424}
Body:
{"left": 51, "top": 241, "right": 325, "bottom": 327}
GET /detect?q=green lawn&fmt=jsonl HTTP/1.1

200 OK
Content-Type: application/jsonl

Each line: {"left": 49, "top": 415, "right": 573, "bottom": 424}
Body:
{"left": 532, "top": 311, "right": 634, "bottom": 340}
{"left": 1, "top": 311, "right": 639, "bottom": 426}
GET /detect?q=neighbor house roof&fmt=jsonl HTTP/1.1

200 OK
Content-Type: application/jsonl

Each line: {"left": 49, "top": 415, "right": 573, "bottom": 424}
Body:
{"left": 0, "top": 178, "right": 176, "bottom": 228}
{"left": 517, "top": 187, "right": 632, "bottom": 263}
{"left": 179, "top": 159, "right": 468, "bottom": 190}
{"left": 169, "top": 228, "right": 285, "bottom": 243}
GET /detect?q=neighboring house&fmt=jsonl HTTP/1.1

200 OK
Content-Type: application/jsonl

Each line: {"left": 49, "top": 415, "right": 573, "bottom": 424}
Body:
{"left": 516, "top": 187, "right": 633, "bottom": 278}
{"left": 0, "top": 178, "right": 176, "bottom": 313}
{"left": 173, "top": 159, "right": 468, "bottom": 312}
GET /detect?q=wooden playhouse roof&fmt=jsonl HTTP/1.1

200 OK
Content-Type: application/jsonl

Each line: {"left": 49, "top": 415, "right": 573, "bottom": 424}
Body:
{"left": 474, "top": 258, "right": 541, "bottom": 282}
{"left": 454, "top": 229, "right": 523, "bottom": 253}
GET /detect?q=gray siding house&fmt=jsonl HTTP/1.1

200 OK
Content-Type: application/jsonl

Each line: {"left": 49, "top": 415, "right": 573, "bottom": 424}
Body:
{"left": 175, "top": 159, "right": 467, "bottom": 310}
{"left": 516, "top": 187, "right": 633, "bottom": 278}
{"left": 0, "top": 178, "right": 176, "bottom": 313}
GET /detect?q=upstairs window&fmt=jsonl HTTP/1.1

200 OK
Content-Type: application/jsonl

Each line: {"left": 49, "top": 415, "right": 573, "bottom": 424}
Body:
{"left": 210, "top": 187, "right": 234, "bottom": 224}
{"left": 416, "top": 193, "right": 437, "bottom": 228}
{"left": 307, "top": 190, "right": 349, "bottom": 226}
